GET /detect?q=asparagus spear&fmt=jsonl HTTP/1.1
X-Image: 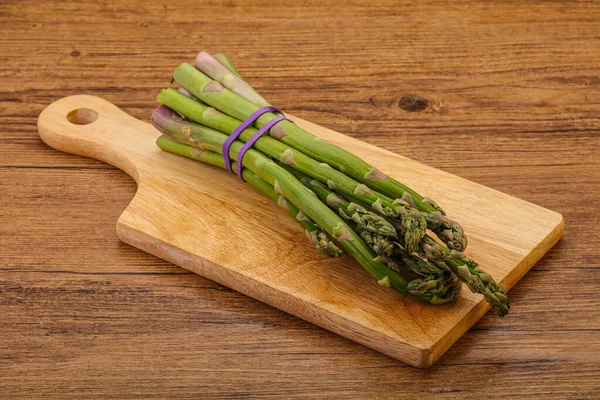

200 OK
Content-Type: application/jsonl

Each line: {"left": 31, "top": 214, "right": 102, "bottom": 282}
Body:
{"left": 156, "top": 87, "right": 426, "bottom": 251}
{"left": 156, "top": 134, "right": 459, "bottom": 304}
{"left": 152, "top": 106, "right": 452, "bottom": 303}
{"left": 186, "top": 57, "right": 467, "bottom": 251}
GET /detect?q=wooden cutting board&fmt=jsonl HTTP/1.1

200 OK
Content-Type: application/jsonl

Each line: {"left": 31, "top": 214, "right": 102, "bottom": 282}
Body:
{"left": 37, "top": 95, "right": 564, "bottom": 368}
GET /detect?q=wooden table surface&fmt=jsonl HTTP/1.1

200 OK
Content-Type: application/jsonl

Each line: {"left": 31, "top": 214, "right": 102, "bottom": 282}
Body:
{"left": 1, "top": 1, "right": 599, "bottom": 398}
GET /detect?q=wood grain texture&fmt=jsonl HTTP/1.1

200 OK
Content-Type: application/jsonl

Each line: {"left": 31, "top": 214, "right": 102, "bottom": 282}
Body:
{"left": 1, "top": 0, "right": 599, "bottom": 397}
{"left": 36, "top": 94, "right": 563, "bottom": 367}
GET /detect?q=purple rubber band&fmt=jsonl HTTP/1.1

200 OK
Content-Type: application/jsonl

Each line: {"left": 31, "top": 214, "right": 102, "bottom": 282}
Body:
{"left": 236, "top": 116, "right": 290, "bottom": 180}
{"left": 222, "top": 106, "right": 282, "bottom": 173}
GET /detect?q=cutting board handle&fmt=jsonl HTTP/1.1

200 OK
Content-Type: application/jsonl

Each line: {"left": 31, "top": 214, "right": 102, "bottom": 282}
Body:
{"left": 37, "top": 95, "right": 159, "bottom": 183}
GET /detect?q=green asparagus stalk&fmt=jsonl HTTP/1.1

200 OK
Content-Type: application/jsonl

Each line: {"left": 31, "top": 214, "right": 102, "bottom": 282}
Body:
{"left": 152, "top": 106, "right": 449, "bottom": 303}
{"left": 156, "top": 87, "right": 426, "bottom": 251}
{"left": 185, "top": 58, "right": 467, "bottom": 251}
{"left": 156, "top": 134, "right": 459, "bottom": 304}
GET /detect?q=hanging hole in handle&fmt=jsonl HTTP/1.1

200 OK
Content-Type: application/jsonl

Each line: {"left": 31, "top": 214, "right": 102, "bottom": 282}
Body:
{"left": 67, "top": 108, "right": 98, "bottom": 125}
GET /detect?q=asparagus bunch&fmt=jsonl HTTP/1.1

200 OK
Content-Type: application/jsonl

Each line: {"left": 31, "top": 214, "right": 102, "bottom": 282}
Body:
{"left": 152, "top": 52, "right": 510, "bottom": 316}
{"left": 153, "top": 108, "right": 458, "bottom": 304}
